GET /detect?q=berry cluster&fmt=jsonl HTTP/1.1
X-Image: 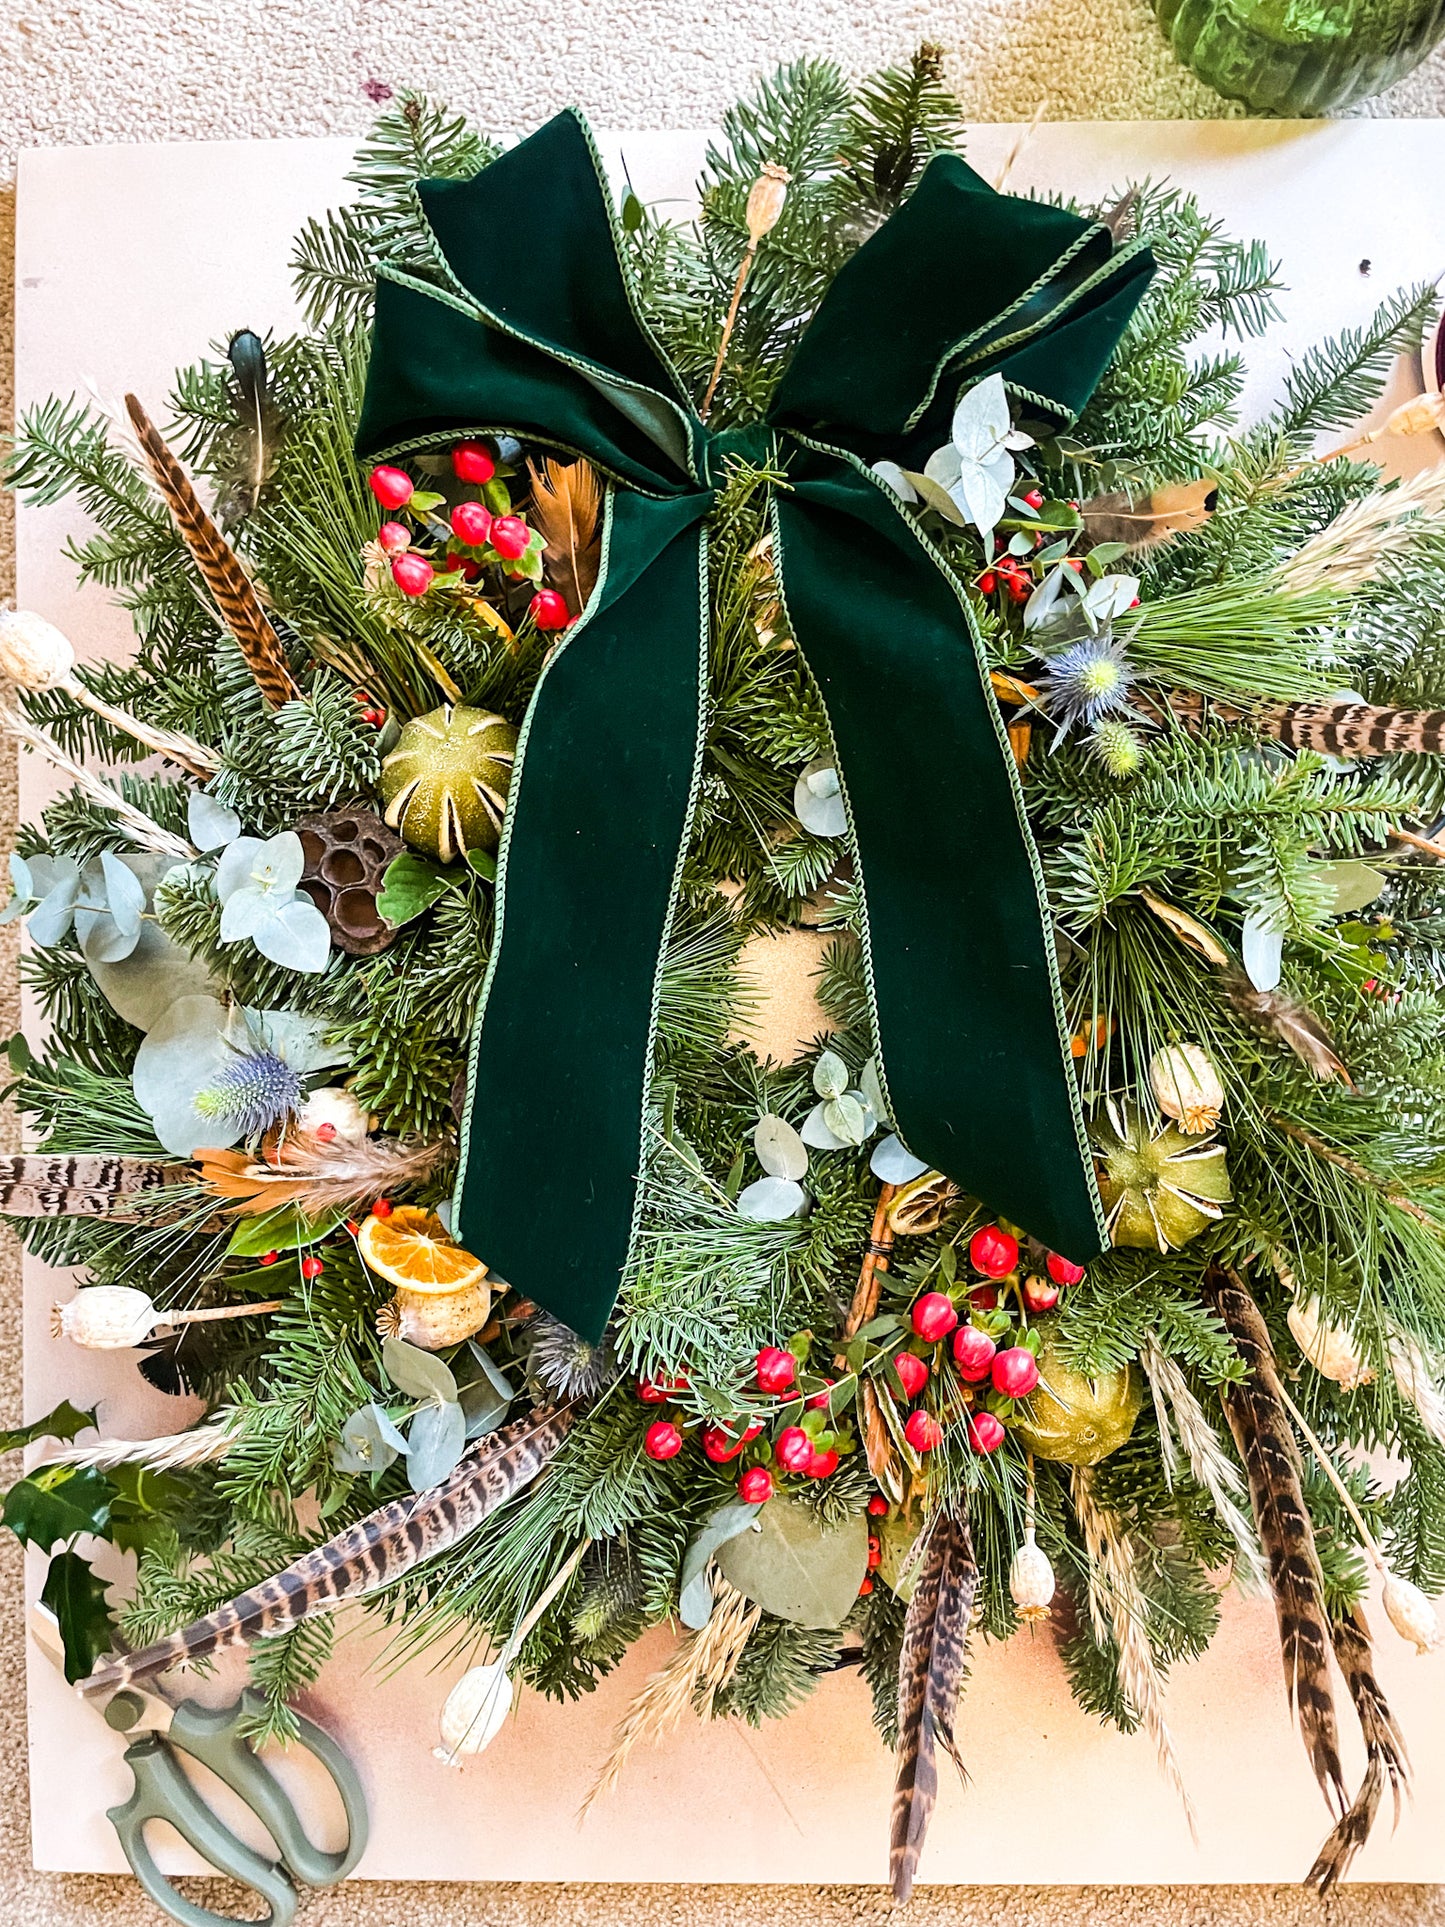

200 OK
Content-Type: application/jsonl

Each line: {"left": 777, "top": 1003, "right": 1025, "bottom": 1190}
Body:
{"left": 970, "top": 486, "right": 1129, "bottom": 612}
{"left": 366, "top": 442, "right": 570, "bottom": 633}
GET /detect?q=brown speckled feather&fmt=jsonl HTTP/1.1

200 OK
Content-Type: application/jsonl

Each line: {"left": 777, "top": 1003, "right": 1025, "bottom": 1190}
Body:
{"left": 0, "top": 1153, "right": 185, "bottom": 1219}
{"left": 890, "top": 1507, "right": 977, "bottom": 1902}
{"left": 1307, "top": 1609, "right": 1410, "bottom": 1890}
{"left": 1263, "top": 700, "right": 1445, "bottom": 759}
{"left": 1206, "top": 1270, "right": 1347, "bottom": 1815}
{"left": 81, "top": 1402, "right": 573, "bottom": 1699}
{"left": 125, "top": 393, "right": 302, "bottom": 709}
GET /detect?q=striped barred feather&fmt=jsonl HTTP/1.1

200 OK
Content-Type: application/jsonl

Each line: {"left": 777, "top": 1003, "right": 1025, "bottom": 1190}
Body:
{"left": 1307, "top": 1609, "right": 1410, "bottom": 1891}
{"left": 124, "top": 393, "right": 302, "bottom": 709}
{"left": 891, "top": 1507, "right": 977, "bottom": 1902}
{"left": 80, "top": 1402, "right": 573, "bottom": 1699}
{"left": 0, "top": 1153, "right": 186, "bottom": 1219}
{"left": 1263, "top": 699, "right": 1445, "bottom": 759}
{"left": 1206, "top": 1270, "right": 1347, "bottom": 1816}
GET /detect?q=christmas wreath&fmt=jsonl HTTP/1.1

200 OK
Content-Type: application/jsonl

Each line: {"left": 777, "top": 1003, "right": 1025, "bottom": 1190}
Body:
{"left": 6, "top": 55, "right": 1445, "bottom": 1897}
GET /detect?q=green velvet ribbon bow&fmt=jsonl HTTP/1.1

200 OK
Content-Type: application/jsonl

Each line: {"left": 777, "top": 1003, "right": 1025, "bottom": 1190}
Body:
{"left": 356, "top": 110, "right": 1155, "bottom": 1342}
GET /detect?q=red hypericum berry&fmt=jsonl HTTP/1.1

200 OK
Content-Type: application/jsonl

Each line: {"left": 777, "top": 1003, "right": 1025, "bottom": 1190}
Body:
{"left": 361, "top": 706, "right": 386, "bottom": 727}
{"left": 1046, "top": 1251, "right": 1087, "bottom": 1287}
{"left": 1021, "top": 488, "right": 1044, "bottom": 511}
{"left": 858, "top": 1576, "right": 875, "bottom": 1596}
{"left": 451, "top": 440, "right": 496, "bottom": 484}
{"left": 911, "top": 1291, "right": 958, "bottom": 1343}
{"left": 968, "top": 1410, "right": 1006, "bottom": 1454}
{"left": 867, "top": 1493, "right": 889, "bottom": 1517}
{"left": 805, "top": 1447, "right": 840, "bottom": 1479}
{"left": 951, "top": 1325, "right": 998, "bottom": 1383}
{"left": 391, "top": 552, "right": 435, "bottom": 598}
{"left": 1005, "top": 570, "right": 1032, "bottom": 604}
{"left": 738, "top": 1467, "right": 773, "bottom": 1504}
{"left": 377, "top": 520, "right": 411, "bottom": 555}
{"left": 978, "top": 570, "right": 998, "bottom": 595}
{"left": 353, "top": 688, "right": 375, "bottom": 705}
{"left": 1066, "top": 557, "right": 1085, "bottom": 572}
{"left": 867, "top": 1536, "right": 882, "bottom": 1569}
{"left": 530, "top": 589, "right": 571, "bottom": 631}
{"left": 644, "top": 1419, "right": 684, "bottom": 1461}
{"left": 776, "top": 1426, "right": 815, "bottom": 1472}
{"left": 969, "top": 1283, "right": 1000, "bottom": 1311}
{"left": 344, "top": 1219, "right": 361, "bottom": 1237}
{"left": 636, "top": 1372, "right": 689, "bottom": 1403}
{"left": 893, "top": 1351, "right": 929, "bottom": 1399}
{"left": 259, "top": 1250, "right": 279, "bottom": 1267}
{"left": 756, "top": 1345, "right": 797, "bottom": 1394}
{"left": 992, "top": 1346, "right": 1041, "bottom": 1400}
{"left": 904, "top": 1409, "right": 943, "bottom": 1452}
{"left": 449, "top": 552, "right": 483, "bottom": 583}
{"left": 368, "top": 465, "right": 414, "bottom": 510}
{"left": 450, "top": 500, "right": 493, "bottom": 547}
{"left": 1021, "top": 1273, "right": 1061, "bottom": 1314}
{"left": 314, "top": 1121, "right": 338, "bottom": 1144}
{"left": 703, "top": 1423, "right": 748, "bottom": 1463}
{"left": 489, "top": 515, "right": 530, "bottom": 560}
{"left": 300, "top": 1255, "right": 324, "bottom": 1280}
{"left": 970, "top": 1224, "right": 1020, "bottom": 1279}
{"left": 806, "top": 1376, "right": 836, "bottom": 1411}
{"left": 371, "top": 1198, "right": 393, "bottom": 1218}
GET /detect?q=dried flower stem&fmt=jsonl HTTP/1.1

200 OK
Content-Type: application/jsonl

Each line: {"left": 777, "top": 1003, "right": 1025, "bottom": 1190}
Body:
{"left": 38, "top": 1419, "right": 238, "bottom": 1473}
{"left": 1269, "top": 1113, "right": 1445, "bottom": 1233}
{"left": 0, "top": 696, "right": 195, "bottom": 858}
{"left": 700, "top": 164, "right": 790, "bottom": 420}
{"left": 1275, "top": 465, "right": 1445, "bottom": 594}
{"left": 57, "top": 675, "right": 219, "bottom": 779}
{"left": 1073, "top": 1466, "right": 1198, "bottom": 1837}
{"left": 578, "top": 1576, "right": 760, "bottom": 1818}
{"left": 1140, "top": 1334, "right": 1268, "bottom": 1593}
{"left": 992, "top": 99, "right": 1049, "bottom": 192}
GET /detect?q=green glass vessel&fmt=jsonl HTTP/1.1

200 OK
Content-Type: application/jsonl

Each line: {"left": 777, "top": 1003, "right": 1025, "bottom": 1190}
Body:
{"left": 1152, "top": 0, "right": 1445, "bottom": 113}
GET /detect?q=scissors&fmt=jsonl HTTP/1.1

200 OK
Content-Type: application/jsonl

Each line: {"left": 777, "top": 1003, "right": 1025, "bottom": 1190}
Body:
{"left": 31, "top": 1606, "right": 368, "bottom": 1927}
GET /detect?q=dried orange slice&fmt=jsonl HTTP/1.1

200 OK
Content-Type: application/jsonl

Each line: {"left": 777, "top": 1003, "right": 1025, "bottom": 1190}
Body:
{"left": 357, "top": 1204, "right": 488, "bottom": 1295}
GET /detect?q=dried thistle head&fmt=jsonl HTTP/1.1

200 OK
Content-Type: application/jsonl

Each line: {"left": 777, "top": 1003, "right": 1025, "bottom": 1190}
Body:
{"left": 527, "top": 1312, "right": 616, "bottom": 1400}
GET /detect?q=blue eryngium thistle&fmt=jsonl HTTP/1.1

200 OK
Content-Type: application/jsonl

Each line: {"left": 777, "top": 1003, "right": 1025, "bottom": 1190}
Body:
{"left": 1089, "top": 716, "right": 1146, "bottom": 779}
{"left": 1034, "top": 632, "right": 1136, "bottom": 746}
{"left": 528, "top": 1312, "right": 617, "bottom": 1400}
{"left": 193, "top": 1049, "right": 304, "bottom": 1137}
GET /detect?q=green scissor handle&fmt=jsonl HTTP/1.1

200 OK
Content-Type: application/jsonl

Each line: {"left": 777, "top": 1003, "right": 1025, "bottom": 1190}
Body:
{"left": 106, "top": 1690, "right": 369, "bottom": 1927}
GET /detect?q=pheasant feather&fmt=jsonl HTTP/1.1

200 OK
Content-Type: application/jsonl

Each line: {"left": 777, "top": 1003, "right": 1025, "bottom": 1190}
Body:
{"left": 1263, "top": 699, "right": 1445, "bottom": 759}
{"left": 1205, "top": 1269, "right": 1347, "bottom": 1815}
{"left": 124, "top": 393, "right": 302, "bottom": 708}
{"left": 1307, "top": 1609, "right": 1409, "bottom": 1890}
{"left": 527, "top": 456, "right": 601, "bottom": 617}
{"left": 80, "top": 1402, "right": 573, "bottom": 1699}
{"left": 890, "top": 1506, "right": 977, "bottom": 1902}
{"left": 0, "top": 1153, "right": 187, "bottom": 1220}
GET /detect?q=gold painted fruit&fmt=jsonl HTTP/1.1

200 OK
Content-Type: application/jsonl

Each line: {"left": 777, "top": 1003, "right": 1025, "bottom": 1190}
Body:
{"left": 380, "top": 704, "right": 518, "bottom": 865}
{"left": 1010, "top": 1318, "right": 1144, "bottom": 1466}
{"left": 1091, "top": 1096, "right": 1231, "bottom": 1252}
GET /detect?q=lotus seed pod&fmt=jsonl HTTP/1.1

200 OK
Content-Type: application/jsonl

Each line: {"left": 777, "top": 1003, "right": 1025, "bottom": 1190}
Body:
{"left": 745, "top": 163, "right": 791, "bottom": 246}
{"left": 434, "top": 1661, "right": 514, "bottom": 1762}
{"left": 0, "top": 608, "right": 76, "bottom": 691}
{"left": 377, "top": 1277, "right": 493, "bottom": 1351}
{"left": 1286, "top": 1296, "right": 1374, "bottom": 1391}
{"left": 1009, "top": 1528, "right": 1056, "bottom": 1621}
{"left": 1148, "top": 1043, "right": 1225, "bottom": 1136}
{"left": 51, "top": 1285, "right": 159, "bottom": 1349}
{"left": 1091, "top": 1097, "right": 1231, "bottom": 1251}
{"left": 1382, "top": 1569, "right": 1443, "bottom": 1654}
{"left": 296, "top": 1085, "right": 371, "bottom": 1146}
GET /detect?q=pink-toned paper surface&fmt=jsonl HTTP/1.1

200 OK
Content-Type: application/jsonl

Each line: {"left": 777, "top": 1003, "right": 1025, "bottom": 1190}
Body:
{"left": 15, "top": 119, "right": 1445, "bottom": 1886}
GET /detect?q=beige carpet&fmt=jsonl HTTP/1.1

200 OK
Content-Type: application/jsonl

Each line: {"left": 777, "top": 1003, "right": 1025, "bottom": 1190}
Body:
{"left": 4, "top": 5, "right": 1445, "bottom": 1918}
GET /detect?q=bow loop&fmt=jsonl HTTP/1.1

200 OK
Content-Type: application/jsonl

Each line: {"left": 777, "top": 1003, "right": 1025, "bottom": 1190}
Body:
{"left": 355, "top": 111, "right": 1155, "bottom": 1341}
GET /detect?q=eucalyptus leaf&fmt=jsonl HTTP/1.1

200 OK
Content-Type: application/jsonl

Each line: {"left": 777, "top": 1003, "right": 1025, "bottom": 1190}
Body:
{"left": 188, "top": 790, "right": 242, "bottom": 851}
{"left": 214, "top": 836, "right": 266, "bottom": 903}
{"left": 383, "top": 1335, "right": 459, "bottom": 1404}
{"left": 28, "top": 875, "right": 81, "bottom": 948}
{"left": 100, "top": 852, "right": 146, "bottom": 936}
{"left": 812, "top": 1049, "right": 849, "bottom": 1100}
{"left": 900, "top": 469, "right": 968, "bottom": 525}
{"left": 859, "top": 1057, "right": 891, "bottom": 1129}
{"left": 248, "top": 1008, "right": 347, "bottom": 1074}
{"left": 131, "top": 993, "right": 239, "bottom": 1155}
{"left": 466, "top": 1341, "right": 516, "bottom": 1404}
{"left": 870, "top": 460, "right": 919, "bottom": 502}
{"left": 736, "top": 1176, "right": 809, "bottom": 1222}
{"left": 794, "top": 758, "right": 847, "bottom": 838}
{"left": 1315, "top": 859, "right": 1388, "bottom": 915}
{"left": 406, "top": 1398, "right": 467, "bottom": 1491}
{"left": 754, "top": 1114, "right": 809, "bottom": 1182}
{"left": 75, "top": 904, "right": 142, "bottom": 965}
{"left": 218, "top": 885, "right": 273, "bottom": 943}
{"left": 459, "top": 1376, "right": 511, "bottom": 1440}
{"left": 871, "top": 1133, "right": 930, "bottom": 1184}
{"left": 334, "top": 1402, "right": 404, "bottom": 1474}
{"left": 251, "top": 895, "right": 332, "bottom": 973}
{"left": 822, "top": 1093, "right": 868, "bottom": 1145}
{"left": 716, "top": 1491, "right": 868, "bottom": 1628}
{"left": 800, "top": 1101, "right": 849, "bottom": 1151}
{"left": 1242, "top": 913, "right": 1284, "bottom": 993}
{"left": 679, "top": 1501, "right": 762, "bottom": 1630}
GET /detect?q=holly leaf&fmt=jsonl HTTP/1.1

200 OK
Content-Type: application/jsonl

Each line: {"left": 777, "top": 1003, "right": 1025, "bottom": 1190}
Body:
{"left": 0, "top": 1399, "right": 96, "bottom": 1456}
{"left": 41, "top": 1551, "right": 115, "bottom": 1683}
{"left": 3, "top": 1464, "right": 112, "bottom": 1550}
{"left": 105, "top": 1464, "right": 188, "bottom": 1556}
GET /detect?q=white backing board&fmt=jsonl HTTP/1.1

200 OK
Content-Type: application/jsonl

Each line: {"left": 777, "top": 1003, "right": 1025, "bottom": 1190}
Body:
{"left": 13, "top": 119, "right": 1445, "bottom": 1888}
